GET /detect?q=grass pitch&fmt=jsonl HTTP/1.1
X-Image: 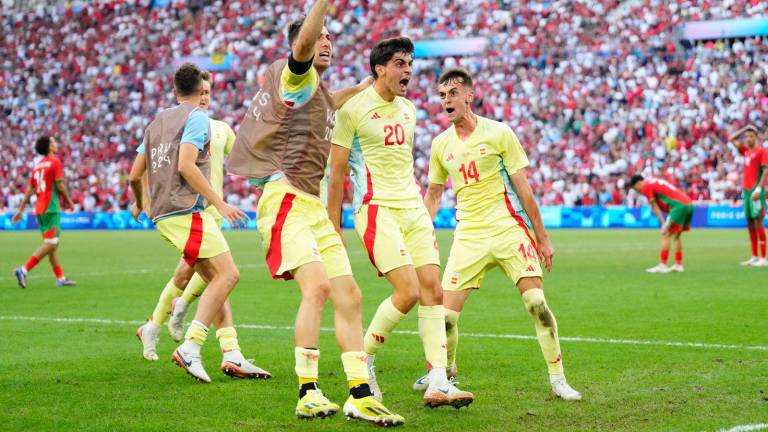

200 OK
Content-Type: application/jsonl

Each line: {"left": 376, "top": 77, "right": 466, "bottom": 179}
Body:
{"left": 0, "top": 229, "right": 766, "bottom": 431}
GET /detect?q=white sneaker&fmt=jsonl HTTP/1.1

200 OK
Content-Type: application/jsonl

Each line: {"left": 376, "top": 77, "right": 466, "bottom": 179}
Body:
{"left": 646, "top": 264, "right": 672, "bottom": 273}
{"left": 221, "top": 350, "right": 272, "bottom": 379}
{"left": 670, "top": 264, "right": 684, "bottom": 272}
{"left": 167, "top": 297, "right": 188, "bottom": 342}
{"left": 413, "top": 364, "right": 458, "bottom": 392}
{"left": 172, "top": 345, "right": 211, "bottom": 383}
{"left": 423, "top": 382, "right": 474, "bottom": 408}
{"left": 551, "top": 375, "right": 582, "bottom": 401}
{"left": 135, "top": 321, "right": 159, "bottom": 361}
{"left": 367, "top": 355, "right": 383, "bottom": 402}
{"left": 740, "top": 257, "right": 759, "bottom": 266}
{"left": 754, "top": 258, "right": 768, "bottom": 267}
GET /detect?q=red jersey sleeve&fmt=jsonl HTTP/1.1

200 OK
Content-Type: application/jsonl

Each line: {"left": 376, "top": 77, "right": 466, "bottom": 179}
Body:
{"left": 761, "top": 148, "right": 768, "bottom": 166}
{"left": 640, "top": 183, "right": 656, "bottom": 202}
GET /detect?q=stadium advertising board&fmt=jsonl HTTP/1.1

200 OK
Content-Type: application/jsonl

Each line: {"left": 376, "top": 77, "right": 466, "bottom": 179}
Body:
{"left": 0, "top": 206, "right": 758, "bottom": 230}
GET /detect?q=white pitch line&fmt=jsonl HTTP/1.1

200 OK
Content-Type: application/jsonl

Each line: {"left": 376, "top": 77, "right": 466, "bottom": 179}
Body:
{"left": 0, "top": 315, "right": 766, "bottom": 352}
{"left": 718, "top": 424, "right": 768, "bottom": 432}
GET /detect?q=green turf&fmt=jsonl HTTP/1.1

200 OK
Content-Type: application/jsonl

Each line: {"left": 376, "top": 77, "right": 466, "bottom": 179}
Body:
{"left": 0, "top": 229, "right": 766, "bottom": 431}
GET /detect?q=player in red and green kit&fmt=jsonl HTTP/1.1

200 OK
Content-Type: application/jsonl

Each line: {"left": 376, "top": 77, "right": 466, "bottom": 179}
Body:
{"left": 728, "top": 125, "right": 768, "bottom": 267}
{"left": 12, "top": 136, "right": 76, "bottom": 288}
{"left": 629, "top": 175, "right": 694, "bottom": 273}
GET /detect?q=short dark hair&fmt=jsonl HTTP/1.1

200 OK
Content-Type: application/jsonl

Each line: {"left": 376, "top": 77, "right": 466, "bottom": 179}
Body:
{"left": 35, "top": 136, "right": 52, "bottom": 155}
{"left": 200, "top": 69, "right": 212, "bottom": 83}
{"left": 369, "top": 37, "right": 414, "bottom": 79}
{"left": 174, "top": 62, "right": 203, "bottom": 97}
{"left": 628, "top": 174, "right": 644, "bottom": 189}
{"left": 438, "top": 67, "right": 473, "bottom": 88}
{"left": 287, "top": 17, "right": 306, "bottom": 48}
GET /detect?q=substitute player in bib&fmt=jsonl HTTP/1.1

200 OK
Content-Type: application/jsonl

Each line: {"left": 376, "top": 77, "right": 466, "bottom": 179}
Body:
{"left": 419, "top": 68, "right": 581, "bottom": 401}
{"left": 12, "top": 136, "right": 76, "bottom": 288}
{"left": 328, "top": 38, "right": 473, "bottom": 408}
{"left": 728, "top": 125, "right": 768, "bottom": 266}
{"left": 228, "top": 0, "right": 402, "bottom": 425}
{"left": 135, "top": 71, "right": 270, "bottom": 380}
{"left": 128, "top": 63, "right": 251, "bottom": 384}
{"left": 628, "top": 175, "right": 694, "bottom": 273}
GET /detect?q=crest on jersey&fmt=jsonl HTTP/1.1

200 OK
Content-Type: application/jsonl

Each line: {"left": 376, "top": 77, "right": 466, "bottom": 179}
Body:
{"left": 478, "top": 144, "right": 487, "bottom": 156}
{"left": 449, "top": 272, "right": 459, "bottom": 285}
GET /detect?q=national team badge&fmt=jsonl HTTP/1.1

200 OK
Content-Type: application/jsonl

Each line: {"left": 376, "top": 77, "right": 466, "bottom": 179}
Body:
{"left": 478, "top": 144, "right": 487, "bottom": 156}
{"left": 449, "top": 272, "right": 459, "bottom": 285}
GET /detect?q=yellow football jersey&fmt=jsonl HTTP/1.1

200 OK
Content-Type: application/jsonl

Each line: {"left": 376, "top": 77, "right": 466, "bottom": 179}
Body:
{"left": 209, "top": 118, "right": 235, "bottom": 197}
{"left": 428, "top": 115, "right": 531, "bottom": 239}
{"left": 332, "top": 86, "right": 421, "bottom": 211}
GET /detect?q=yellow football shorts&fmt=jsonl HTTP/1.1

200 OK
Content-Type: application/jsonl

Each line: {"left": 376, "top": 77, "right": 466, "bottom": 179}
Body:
{"left": 205, "top": 204, "right": 223, "bottom": 227}
{"left": 155, "top": 211, "right": 230, "bottom": 267}
{"left": 354, "top": 204, "right": 440, "bottom": 275}
{"left": 443, "top": 226, "right": 543, "bottom": 291}
{"left": 257, "top": 181, "right": 352, "bottom": 280}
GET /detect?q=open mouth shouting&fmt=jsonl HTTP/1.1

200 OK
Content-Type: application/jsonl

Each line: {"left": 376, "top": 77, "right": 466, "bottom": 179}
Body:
{"left": 399, "top": 77, "right": 410, "bottom": 92}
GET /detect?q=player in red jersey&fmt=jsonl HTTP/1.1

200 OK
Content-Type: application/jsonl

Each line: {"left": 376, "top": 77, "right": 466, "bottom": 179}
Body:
{"left": 12, "top": 136, "right": 76, "bottom": 288}
{"left": 728, "top": 125, "right": 768, "bottom": 267}
{"left": 629, "top": 175, "right": 694, "bottom": 273}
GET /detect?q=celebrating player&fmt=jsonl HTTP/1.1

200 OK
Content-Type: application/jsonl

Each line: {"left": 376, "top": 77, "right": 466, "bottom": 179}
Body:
{"left": 419, "top": 68, "right": 581, "bottom": 401}
{"left": 728, "top": 125, "right": 768, "bottom": 266}
{"left": 628, "top": 175, "right": 694, "bottom": 273}
{"left": 128, "top": 62, "right": 251, "bottom": 384}
{"left": 328, "top": 38, "right": 473, "bottom": 408}
{"left": 12, "top": 136, "right": 76, "bottom": 288}
{"left": 227, "top": 0, "right": 402, "bottom": 425}
{"left": 135, "top": 70, "right": 270, "bottom": 380}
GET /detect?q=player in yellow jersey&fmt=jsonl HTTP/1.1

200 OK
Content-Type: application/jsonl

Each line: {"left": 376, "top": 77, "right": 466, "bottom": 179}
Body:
{"left": 135, "top": 71, "right": 271, "bottom": 380}
{"left": 328, "top": 38, "right": 473, "bottom": 408}
{"left": 419, "top": 68, "right": 581, "bottom": 401}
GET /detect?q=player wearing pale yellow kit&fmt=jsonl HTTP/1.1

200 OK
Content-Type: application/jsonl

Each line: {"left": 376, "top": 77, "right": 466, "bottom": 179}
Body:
{"left": 420, "top": 68, "right": 581, "bottom": 401}
{"left": 135, "top": 70, "right": 270, "bottom": 381}
{"left": 328, "top": 37, "right": 473, "bottom": 408}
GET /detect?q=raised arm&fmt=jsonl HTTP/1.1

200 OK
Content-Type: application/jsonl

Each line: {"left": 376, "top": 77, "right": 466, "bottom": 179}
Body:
{"left": 509, "top": 169, "right": 553, "bottom": 272}
{"left": 293, "top": 0, "right": 329, "bottom": 62}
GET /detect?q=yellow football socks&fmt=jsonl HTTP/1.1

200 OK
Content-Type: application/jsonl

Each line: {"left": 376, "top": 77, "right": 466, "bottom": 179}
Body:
{"left": 341, "top": 351, "right": 369, "bottom": 389}
{"left": 418, "top": 305, "right": 448, "bottom": 369}
{"left": 295, "top": 347, "right": 320, "bottom": 383}
{"left": 363, "top": 297, "right": 406, "bottom": 355}
{"left": 181, "top": 272, "right": 207, "bottom": 305}
{"left": 522, "top": 288, "right": 564, "bottom": 375}
{"left": 151, "top": 279, "right": 183, "bottom": 326}
{"left": 445, "top": 308, "right": 460, "bottom": 368}
{"left": 184, "top": 319, "right": 208, "bottom": 346}
{"left": 216, "top": 327, "right": 240, "bottom": 352}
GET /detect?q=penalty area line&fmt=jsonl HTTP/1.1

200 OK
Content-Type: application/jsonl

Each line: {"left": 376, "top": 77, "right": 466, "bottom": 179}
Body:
{"left": 718, "top": 424, "right": 768, "bottom": 432}
{"left": 0, "top": 315, "right": 766, "bottom": 352}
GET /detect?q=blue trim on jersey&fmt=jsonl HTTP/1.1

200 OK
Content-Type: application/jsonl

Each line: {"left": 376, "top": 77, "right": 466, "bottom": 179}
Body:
{"left": 136, "top": 143, "right": 145, "bottom": 154}
{"left": 499, "top": 163, "right": 532, "bottom": 229}
{"left": 247, "top": 172, "right": 285, "bottom": 188}
{"left": 181, "top": 109, "right": 209, "bottom": 151}
{"left": 347, "top": 134, "right": 368, "bottom": 213}
{"left": 282, "top": 87, "right": 314, "bottom": 107}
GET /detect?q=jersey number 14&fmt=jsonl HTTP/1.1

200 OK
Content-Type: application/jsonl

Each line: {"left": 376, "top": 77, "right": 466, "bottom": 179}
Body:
{"left": 458, "top": 161, "right": 480, "bottom": 184}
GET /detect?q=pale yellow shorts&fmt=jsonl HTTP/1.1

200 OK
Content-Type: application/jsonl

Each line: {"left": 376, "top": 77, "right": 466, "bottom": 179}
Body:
{"left": 155, "top": 211, "right": 230, "bottom": 267}
{"left": 443, "top": 226, "right": 542, "bottom": 291}
{"left": 257, "top": 181, "right": 352, "bottom": 280}
{"left": 353, "top": 204, "right": 440, "bottom": 275}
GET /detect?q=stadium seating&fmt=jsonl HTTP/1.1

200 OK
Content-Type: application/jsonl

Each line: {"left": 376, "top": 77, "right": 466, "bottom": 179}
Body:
{"left": 2, "top": 0, "right": 765, "bottom": 211}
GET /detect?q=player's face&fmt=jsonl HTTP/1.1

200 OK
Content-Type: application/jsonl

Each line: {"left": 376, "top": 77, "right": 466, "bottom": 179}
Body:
{"left": 378, "top": 52, "right": 412, "bottom": 97}
{"left": 49, "top": 137, "right": 58, "bottom": 154}
{"left": 313, "top": 28, "right": 333, "bottom": 70}
{"left": 744, "top": 131, "right": 757, "bottom": 148}
{"left": 438, "top": 79, "right": 473, "bottom": 124}
{"left": 199, "top": 80, "right": 211, "bottom": 111}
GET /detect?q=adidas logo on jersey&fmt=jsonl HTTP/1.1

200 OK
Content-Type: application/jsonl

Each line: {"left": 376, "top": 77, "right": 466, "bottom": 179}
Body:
{"left": 372, "top": 333, "right": 385, "bottom": 343}
{"left": 446, "top": 153, "right": 454, "bottom": 162}
{"left": 525, "top": 265, "right": 535, "bottom": 272}
{"left": 370, "top": 112, "right": 381, "bottom": 120}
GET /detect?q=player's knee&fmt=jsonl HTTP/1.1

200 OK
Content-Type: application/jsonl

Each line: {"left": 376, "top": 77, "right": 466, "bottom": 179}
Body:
{"left": 522, "top": 288, "right": 554, "bottom": 327}
{"left": 307, "top": 280, "right": 332, "bottom": 305}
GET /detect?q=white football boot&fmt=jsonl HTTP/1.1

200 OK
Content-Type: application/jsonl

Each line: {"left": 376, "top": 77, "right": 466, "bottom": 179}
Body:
{"left": 167, "top": 297, "right": 188, "bottom": 342}
{"left": 135, "top": 321, "right": 160, "bottom": 361}
{"left": 551, "top": 374, "right": 582, "bottom": 401}
{"left": 646, "top": 263, "right": 672, "bottom": 273}
{"left": 367, "top": 355, "right": 383, "bottom": 402}
{"left": 413, "top": 364, "right": 458, "bottom": 391}
{"left": 172, "top": 345, "right": 211, "bottom": 383}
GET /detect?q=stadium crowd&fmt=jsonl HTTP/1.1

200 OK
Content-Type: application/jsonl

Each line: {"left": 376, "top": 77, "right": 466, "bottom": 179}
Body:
{"left": 2, "top": 0, "right": 767, "bottom": 212}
